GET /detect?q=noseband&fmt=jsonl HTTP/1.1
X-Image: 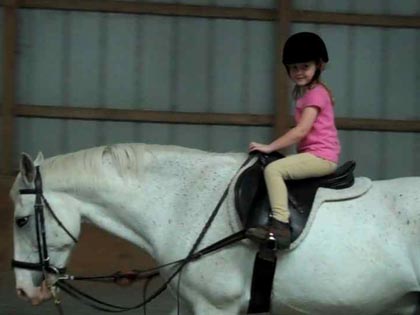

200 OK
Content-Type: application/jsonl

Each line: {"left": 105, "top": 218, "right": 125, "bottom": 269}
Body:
{"left": 11, "top": 166, "right": 78, "bottom": 277}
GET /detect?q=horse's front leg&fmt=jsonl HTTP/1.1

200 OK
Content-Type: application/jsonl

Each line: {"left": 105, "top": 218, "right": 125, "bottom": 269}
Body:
{"left": 176, "top": 271, "right": 246, "bottom": 315}
{"left": 166, "top": 286, "right": 242, "bottom": 315}
{"left": 167, "top": 303, "right": 241, "bottom": 315}
{"left": 164, "top": 244, "right": 252, "bottom": 315}
{"left": 167, "top": 306, "right": 192, "bottom": 315}
{"left": 191, "top": 304, "right": 242, "bottom": 315}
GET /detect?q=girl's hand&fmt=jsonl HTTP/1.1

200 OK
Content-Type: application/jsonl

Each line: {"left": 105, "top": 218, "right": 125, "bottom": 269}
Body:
{"left": 248, "top": 142, "right": 273, "bottom": 154}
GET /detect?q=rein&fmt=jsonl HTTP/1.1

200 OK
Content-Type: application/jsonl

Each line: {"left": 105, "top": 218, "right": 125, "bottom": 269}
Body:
{"left": 12, "top": 167, "right": 76, "bottom": 274}
{"left": 11, "top": 155, "right": 255, "bottom": 313}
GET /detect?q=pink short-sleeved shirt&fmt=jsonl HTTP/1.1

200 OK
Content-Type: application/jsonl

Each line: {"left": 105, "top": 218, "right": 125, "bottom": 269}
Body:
{"left": 295, "top": 84, "right": 340, "bottom": 163}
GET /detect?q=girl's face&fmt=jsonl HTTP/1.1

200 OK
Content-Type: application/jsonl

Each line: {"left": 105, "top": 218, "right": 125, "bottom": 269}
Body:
{"left": 288, "top": 61, "right": 318, "bottom": 86}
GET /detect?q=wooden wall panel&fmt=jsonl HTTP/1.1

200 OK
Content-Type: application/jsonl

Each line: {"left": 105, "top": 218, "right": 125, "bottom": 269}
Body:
{"left": 1, "top": 2, "right": 17, "bottom": 174}
{"left": 0, "top": 0, "right": 419, "bottom": 175}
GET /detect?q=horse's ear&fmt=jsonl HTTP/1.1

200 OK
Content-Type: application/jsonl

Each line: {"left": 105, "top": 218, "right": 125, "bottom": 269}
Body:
{"left": 34, "top": 151, "right": 44, "bottom": 165}
{"left": 20, "top": 153, "right": 36, "bottom": 185}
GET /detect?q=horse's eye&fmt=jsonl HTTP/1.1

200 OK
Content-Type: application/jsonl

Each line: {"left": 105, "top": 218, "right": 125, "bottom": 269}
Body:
{"left": 16, "top": 216, "right": 29, "bottom": 228}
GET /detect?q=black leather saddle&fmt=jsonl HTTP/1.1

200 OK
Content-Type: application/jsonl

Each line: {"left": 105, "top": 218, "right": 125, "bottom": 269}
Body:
{"left": 235, "top": 152, "right": 356, "bottom": 242}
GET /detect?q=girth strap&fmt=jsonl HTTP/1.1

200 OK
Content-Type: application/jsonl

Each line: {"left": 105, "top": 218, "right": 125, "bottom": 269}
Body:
{"left": 247, "top": 250, "right": 277, "bottom": 314}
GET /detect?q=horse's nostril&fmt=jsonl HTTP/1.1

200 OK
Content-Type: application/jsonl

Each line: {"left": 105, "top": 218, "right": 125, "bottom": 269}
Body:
{"left": 17, "top": 288, "right": 27, "bottom": 298}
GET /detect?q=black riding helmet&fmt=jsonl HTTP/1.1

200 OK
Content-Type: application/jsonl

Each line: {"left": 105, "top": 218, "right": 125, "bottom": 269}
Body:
{"left": 282, "top": 32, "right": 329, "bottom": 65}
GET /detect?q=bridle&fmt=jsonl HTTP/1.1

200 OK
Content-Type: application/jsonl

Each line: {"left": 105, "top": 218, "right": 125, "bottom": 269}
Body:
{"left": 11, "top": 156, "right": 254, "bottom": 313}
{"left": 12, "top": 166, "right": 77, "bottom": 278}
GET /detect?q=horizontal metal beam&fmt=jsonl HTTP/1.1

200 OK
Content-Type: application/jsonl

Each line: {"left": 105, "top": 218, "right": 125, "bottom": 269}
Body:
{"left": 14, "top": 104, "right": 420, "bottom": 133}
{"left": 7, "top": 0, "right": 276, "bottom": 21}
{"left": 14, "top": 104, "right": 274, "bottom": 126}
{"left": 335, "top": 117, "right": 420, "bottom": 133}
{"left": 292, "top": 10, "right": 420, "bottom": 29}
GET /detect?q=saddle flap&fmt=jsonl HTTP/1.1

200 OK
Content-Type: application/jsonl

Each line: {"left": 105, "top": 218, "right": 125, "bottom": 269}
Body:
{"left": 234, "top": 161, "right": 265, "bottom": 226}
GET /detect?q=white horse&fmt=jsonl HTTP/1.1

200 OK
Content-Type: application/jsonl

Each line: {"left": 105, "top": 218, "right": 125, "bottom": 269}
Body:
{"left": 10, "top": 143, "right": 420, "bottom": 315}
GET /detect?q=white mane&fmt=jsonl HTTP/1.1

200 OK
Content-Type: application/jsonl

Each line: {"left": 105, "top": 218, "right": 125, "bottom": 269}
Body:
{"left": 38, "top": 143, "right": 244, "bottom": 193}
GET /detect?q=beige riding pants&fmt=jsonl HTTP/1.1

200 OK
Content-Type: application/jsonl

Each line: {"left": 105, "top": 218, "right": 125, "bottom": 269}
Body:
{"left": 264, "top": 152, "right": 337, "bottom": 223}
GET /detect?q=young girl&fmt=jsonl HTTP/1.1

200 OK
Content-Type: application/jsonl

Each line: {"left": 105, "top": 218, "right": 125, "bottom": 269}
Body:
{"left": 248, "top": 32, "right": 340, "bottom": 248}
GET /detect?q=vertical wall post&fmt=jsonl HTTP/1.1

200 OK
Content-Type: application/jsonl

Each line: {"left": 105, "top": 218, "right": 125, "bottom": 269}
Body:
{"left": 2, "top": 0, "right": 18, "bottom": 174}
{"left": 275, "top": 0, "right": 291, "bottom": 138}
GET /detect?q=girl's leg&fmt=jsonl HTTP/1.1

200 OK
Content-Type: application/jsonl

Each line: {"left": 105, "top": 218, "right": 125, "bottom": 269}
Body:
{"left": 264, "top": 152, "right": 337, "bottom": 223}
{"left": 247, "top": 153, "right": 337, "bottom": 249}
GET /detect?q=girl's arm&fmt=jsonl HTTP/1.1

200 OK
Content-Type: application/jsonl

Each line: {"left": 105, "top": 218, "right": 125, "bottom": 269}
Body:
{"left": 249, "top": 106, "right": 319, "bottom": 153}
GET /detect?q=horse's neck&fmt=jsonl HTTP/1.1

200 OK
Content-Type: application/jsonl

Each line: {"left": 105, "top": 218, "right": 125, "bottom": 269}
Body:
{"left": 60, "top": 147, "right": 247, "bottom": 261}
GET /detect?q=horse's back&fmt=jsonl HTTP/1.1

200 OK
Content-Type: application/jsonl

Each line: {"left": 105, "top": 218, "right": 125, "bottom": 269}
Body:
{"left": 270, "top": 176, "right": 420, "bottom": 314}
{"left": 373, "top": 176, "right": 420, "bottom": 194}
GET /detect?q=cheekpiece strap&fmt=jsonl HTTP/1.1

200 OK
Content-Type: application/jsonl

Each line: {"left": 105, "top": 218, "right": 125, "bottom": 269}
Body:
{"left": 19, "top": 166, "right": 42, "bottom": 195}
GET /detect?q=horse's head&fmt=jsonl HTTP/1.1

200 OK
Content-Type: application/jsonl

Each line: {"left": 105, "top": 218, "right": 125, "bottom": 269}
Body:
{"left": 10, "top": 152, "right": 81, "bottom": 305}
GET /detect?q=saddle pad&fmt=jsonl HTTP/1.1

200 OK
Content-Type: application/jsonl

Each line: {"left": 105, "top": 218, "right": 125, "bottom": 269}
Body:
{"left": 288, "top": 177, "right": 372, "bottom": 250}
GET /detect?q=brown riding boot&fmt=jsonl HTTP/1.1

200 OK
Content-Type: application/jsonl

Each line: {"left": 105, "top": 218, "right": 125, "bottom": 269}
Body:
{"left": 269, "top": 219, "right": 291, "bottom": 248}
{"left": 246, "top": 219, "right": 291, "bottom": 249}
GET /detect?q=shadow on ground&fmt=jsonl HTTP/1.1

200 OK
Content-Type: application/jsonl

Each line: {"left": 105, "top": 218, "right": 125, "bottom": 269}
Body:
{"left": 1, "top": 271, "right": 194, "bottom": 315}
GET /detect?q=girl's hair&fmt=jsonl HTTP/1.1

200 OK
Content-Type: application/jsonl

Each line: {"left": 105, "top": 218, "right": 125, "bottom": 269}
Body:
{"left": 292, "top": 82, "right": 335, "bottom": 106}
{"left": 291, "top": 61, "right": 335, "bottom": 106}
